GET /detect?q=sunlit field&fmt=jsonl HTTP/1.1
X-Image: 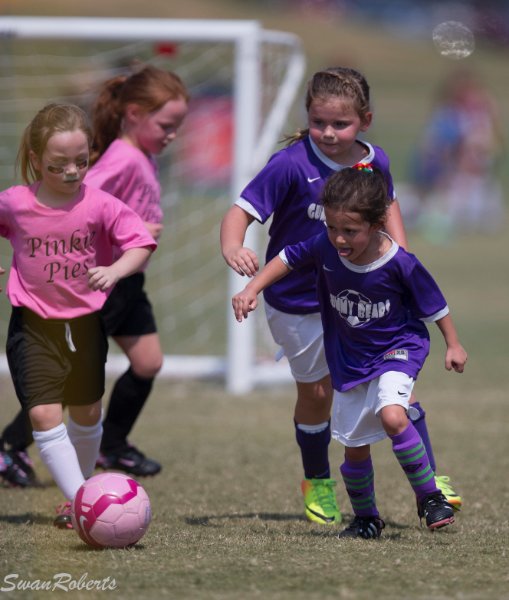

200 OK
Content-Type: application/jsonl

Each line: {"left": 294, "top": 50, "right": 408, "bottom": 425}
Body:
{"left": 0, "top": 2, "right": 508, "bottom": 598}
{"left": 1, "top": 230, "right": 508, "bottom": 599}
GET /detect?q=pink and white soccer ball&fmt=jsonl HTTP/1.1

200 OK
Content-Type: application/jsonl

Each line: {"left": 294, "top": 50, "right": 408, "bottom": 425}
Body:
{"left": 71, "top": 472, "right": 151, "bottom": 548}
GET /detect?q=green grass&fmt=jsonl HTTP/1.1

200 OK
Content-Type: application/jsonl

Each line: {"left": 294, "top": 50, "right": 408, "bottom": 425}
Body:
{"left": 1, "top": 231, "right": 508, "bottom": 600}
{"left": 0, "top": 4, "right": 508, "bottom": 598}
{"left": 0, "top": 380, "right": 507, "bottom": 600}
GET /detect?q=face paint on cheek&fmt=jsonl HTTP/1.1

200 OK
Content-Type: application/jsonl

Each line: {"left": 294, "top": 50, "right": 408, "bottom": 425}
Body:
{"left": 47, "top": 165, "right": 65, "bottom": 175}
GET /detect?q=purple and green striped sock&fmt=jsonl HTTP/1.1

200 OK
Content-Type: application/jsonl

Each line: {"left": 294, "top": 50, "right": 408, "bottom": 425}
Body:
{"left": 340, "top": 456, "right": 378, "bottom": 518}
{"left": 390, "top": 421, "right": 439, "bottom": 501}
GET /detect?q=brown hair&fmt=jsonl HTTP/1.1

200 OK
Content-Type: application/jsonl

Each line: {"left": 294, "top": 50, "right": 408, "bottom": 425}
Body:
{"left": 284, "top": 66, "right": 371, "bottom": 145}
{"left": 16, "top": 103, "right": 92, "bottom": 184}
{"left": 90, "top": 64, "right": 189, "bottom": 163}
{"left": 321, "top": 166, "right": 389, "bottom": 227}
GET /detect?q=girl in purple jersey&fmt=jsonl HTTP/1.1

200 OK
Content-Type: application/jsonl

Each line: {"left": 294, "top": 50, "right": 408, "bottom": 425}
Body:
{"left": 232, "top": 165, "right": 467, "bottom": 537}
{"left": 0, "top": 66, "right": 189, "bottom": 484}
{"left": 221, "top": 66, "right": 460, "bottom": 526}
{"left": 0, "top": 103, "right": 156, "bottom": 527}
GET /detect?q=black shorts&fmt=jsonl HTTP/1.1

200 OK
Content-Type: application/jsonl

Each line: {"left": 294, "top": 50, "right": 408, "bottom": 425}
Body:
{"left": 6, "top": 307, "right": 108, "bottom": 411}
{"left": 101, "top": 273, "right": 157, "bottom": 337}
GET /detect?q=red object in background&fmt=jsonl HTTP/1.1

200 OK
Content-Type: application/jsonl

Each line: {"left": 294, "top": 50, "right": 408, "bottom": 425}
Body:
{"left": 179, "top": 95, "right": 233, "bottom": 186}
{"left": 154, "top": 42, "right": 178, "bottom": 56}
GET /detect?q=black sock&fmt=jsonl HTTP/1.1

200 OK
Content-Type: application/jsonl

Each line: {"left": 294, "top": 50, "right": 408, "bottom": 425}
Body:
{"left": 2, "top": 409, "right": 33, "bottom": 451}
{"left": 101, "top": 368, "right": 154, "bottom": 452}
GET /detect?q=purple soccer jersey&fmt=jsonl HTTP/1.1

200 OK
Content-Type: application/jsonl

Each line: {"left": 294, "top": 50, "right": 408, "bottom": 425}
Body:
{"left": 237, "top": 137, "right": 395, "bottom": 314}
{"left": 281, "top": 233, "right": 449, "bottom": 391}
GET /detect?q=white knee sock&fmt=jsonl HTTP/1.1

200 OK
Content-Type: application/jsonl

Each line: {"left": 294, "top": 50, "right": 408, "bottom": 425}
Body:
{"left": 33, "top": 423, "right": 84, "bottom": 501}
{"left": 67, "top": 417, "right": 103, "bottom": 479}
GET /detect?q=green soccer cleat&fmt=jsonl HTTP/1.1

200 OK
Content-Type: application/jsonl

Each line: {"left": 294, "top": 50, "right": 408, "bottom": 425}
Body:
{"left": 301, "top": 478, "right": 342, "bottom": 525}
{"left": 435, "top": 475, "right": 462, "bottom": 511}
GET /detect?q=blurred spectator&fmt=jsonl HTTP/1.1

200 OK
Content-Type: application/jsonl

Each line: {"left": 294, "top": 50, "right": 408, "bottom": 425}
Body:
{"left": 410, "top": 68, "right": 505, "bottom": 239}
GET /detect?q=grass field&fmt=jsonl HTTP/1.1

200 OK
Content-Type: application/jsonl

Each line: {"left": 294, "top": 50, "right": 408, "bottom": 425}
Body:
{"left": 1, "top": 230, "right": 508, "bottom": 599}
{"left": 0, "top": 3, "right": 508, "bottom": 598}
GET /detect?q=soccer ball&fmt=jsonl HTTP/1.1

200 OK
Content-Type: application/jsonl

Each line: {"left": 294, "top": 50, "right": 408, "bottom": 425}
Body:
{"left": 71, "top": 472, "right": 151, "bottom": 548}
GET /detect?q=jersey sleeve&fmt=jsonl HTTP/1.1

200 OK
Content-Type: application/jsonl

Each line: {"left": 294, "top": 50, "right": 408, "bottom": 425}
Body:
{"left": 371, "top": 145, "right": 396, "bottom": 201}
{"left": 399, "top": 252, "right": 449, "bottom": 321}
{"left": 279, "top": 233, "right": 322, "bottom": 271}
{"left": 238, "top": 149, "right": 294, "bottom": 224}
{"left": 99, "top": 191, "right": 157, "bottom": 254}
{"left": 0, "top": 189, "right": 12, "bottom": 238}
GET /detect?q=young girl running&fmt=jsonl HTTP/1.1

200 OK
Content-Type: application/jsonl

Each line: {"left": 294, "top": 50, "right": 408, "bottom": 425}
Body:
{"left": 220, "top": 67, "right": 460, "bottom": 526}
{"left": 0, "top": 103, "right": 156, "bottom": 527}
{"left": 0, "top": 65, "right": 189, "bottom": 482}
{"left": 86, "top": 65, "right": 188, "bottom": 477}
{"left": 232, "top": 165, "right": 467, "bottom": 537}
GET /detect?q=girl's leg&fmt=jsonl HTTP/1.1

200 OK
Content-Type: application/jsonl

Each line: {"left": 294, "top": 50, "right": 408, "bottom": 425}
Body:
{"left": 0, "top": 409, "right": 37, "bottom": 487}
{"left": 295, "top": 375, "right": 341, "bottom": 525}
{"left": 338, "top": 446, "right": 385, "bottom": 538}
{"left": 101, "top": 333, "right": 162, "bottom": 457}
{"left": 381, "top": 405, "right": 454, "bottom": 529}
{"left": 30, "top": 403, "right": 84, "bottom": 501}
{"left": 409, "top": 394, "right": 462, "bottom": 508}
{"left": 2, "top": 408, "right": 33, "bottom": 450}
{"left": 68, "top": 400, "right": 103, "bottom": 479}
{"left": 294, "top": 375, "right": 332, "bottom": 479}
{"left": 381, "top": 405, "right": 439, "bottom": 499}
{"left": 408, "top": 395, "right": 436, "bottom": 472}
{"left": 340, "top": 446, "right": 378, "bottom": 518}
{"left": 265, "top": 307, "right": 335, "bottom": 522}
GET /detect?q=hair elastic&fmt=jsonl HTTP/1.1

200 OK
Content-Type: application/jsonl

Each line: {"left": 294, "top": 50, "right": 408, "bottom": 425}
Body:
{"left": 352, "top": 162, "right": 374, "bottom": 173}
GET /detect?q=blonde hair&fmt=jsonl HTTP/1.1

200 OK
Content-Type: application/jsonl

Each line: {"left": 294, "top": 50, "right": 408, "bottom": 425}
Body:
{"left": 90, "top": 64, "right": 189, "bottom": 163}
{"left": 16, "top": 103, "right": 92, "bottom": 184}
{"left": 284, "top": 66, "right": 371, "bottom": 145}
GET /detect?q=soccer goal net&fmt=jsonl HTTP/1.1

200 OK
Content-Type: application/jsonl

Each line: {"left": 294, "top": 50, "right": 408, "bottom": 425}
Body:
{"left": 0, "top": 16, "right": 305, "bottom": 393}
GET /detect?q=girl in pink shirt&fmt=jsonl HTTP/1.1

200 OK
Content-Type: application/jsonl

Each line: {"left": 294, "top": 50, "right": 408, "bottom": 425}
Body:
{"left": 0, "top": 103, "right": 156, "bottom": 527}
{"left": 86, "top": 66, "right": 189, "bottom": 477}
{"left": 0, "top": 66, "right": 189, "bottom": 488}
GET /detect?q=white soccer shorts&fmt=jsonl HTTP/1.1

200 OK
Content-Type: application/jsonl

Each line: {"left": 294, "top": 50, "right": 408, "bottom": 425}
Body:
{"left": 331, "top": 371, "right": 415, "bottom": 447}
{"left": 264, "top": 304, "right": 329, "bottom": 383}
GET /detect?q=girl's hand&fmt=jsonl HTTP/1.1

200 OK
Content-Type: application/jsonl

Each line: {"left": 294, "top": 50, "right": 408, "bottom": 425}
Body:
{"left": 232, "top": 288, "right": 258, "bottom": 321}
{"left": 445, "top": 344, "right": 468, "bottom": 373}
{"left": 87, "top": 266, "right": 121, "bottom": 291}
{"left": 224, "top": 247, "right": 259, "bottom": 277}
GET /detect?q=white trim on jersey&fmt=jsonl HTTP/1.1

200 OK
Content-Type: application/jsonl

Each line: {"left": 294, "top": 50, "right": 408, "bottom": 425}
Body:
{"left": 235, "top": 197, "right": 263, "bottom": 222}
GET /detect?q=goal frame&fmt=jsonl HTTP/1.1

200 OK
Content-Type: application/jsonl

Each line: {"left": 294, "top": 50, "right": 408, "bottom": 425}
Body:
{"left": 0, "top": 16, "right": 306, "bottom": 394}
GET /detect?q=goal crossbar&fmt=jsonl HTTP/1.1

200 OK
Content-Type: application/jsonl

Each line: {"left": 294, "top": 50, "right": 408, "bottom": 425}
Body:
{"left": 0, "top": 16, "right": 306, "bottom": 393}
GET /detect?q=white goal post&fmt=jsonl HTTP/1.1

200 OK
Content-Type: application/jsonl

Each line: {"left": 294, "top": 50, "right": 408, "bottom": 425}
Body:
{"left": 0, "top": 16, "right": 306, "bottom": 394}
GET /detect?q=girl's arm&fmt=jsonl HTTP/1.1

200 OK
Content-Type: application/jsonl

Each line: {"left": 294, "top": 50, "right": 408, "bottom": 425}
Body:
{"left": 385, "top": 198, "right": 409, "bottom": 250}
{"left": 87, "top": 247, "right": 152, "bottom": 291}
{"left": 232, "top": 256, "right": 291, "bottom": 321}
{"left": 435, "top": 313, "right": 468, "bottom": 373}
{"left": 144, "top": 221, "right": 164, "bottom": 241}
{"left": 220, "top": 205, "right": 259, "bottom": 277}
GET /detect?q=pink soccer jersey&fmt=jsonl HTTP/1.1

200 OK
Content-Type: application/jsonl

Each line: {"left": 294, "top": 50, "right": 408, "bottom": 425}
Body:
{"left": 0, "top": 183, "right": 157, "bottom": 319}
{"left": 85, "top": 139, "right": 163, "bottom": 225}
